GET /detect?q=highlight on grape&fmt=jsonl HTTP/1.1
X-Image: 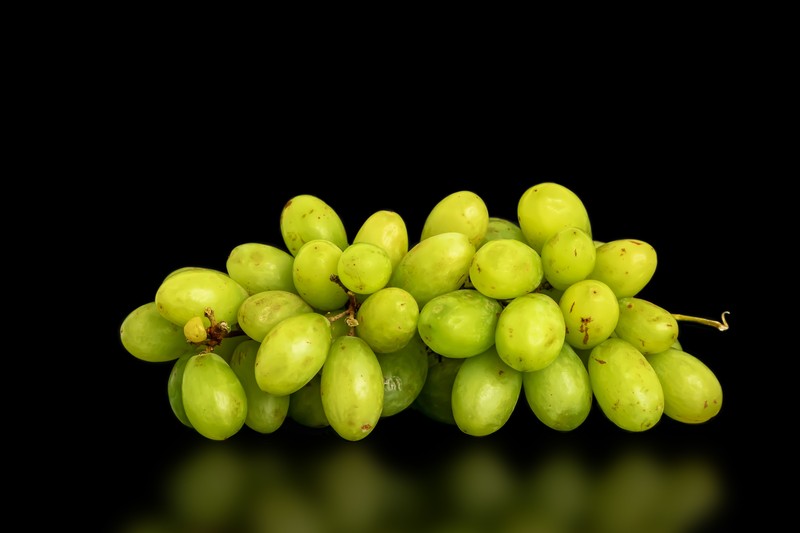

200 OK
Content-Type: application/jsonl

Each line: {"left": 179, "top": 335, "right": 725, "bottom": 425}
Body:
{"left": 119, "top": 182, "right": 730, "bottom": 441}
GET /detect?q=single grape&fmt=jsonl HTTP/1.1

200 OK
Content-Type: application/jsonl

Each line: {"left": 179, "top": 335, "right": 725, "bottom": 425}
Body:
{"left": 495, "top": 292, "right": 565, "bottom": 372}
{"left": 615, "top": 297, "right": 678, "bottom": 354}
{"left": 559, "top": 279, "right": 620, "bottom": 350}
{"left": 288, "top": 372, "right": 329, "bottom": 428}
{"left": 352, "top": 209, "right": 409, "bottom": 271}
{"left": 646, "top": 347, "right": 722, "bottom": 424}
{"left": 541, "top": 226, "right": 596, "bottom": 291}
{"left": 237, "top": 290, "right": 314, "bottom": 342}
{"left": 167, "top": 352, "right": 194, "bottom": 428}
{"left": 280, "top": 194, "right": 348, "bottom": 256}
{"left": 230, "top": 339, "right": 290, "bottom": 434}
{"left": 337, "top": 242, "right": 393, "bottom": 295}
{"left": 588, "top": 337, "right": 664, "bottom": 432}
{"left": 120, "top": 301, "right": 196, "bottom": 363}
{"left": 183, "top": 316, "right": 208, "bottom": 343}
{"left": 477, "top": 217, "right": 527, "bottom": 249}
{"left": 226, "top": 242, "right": 297, "bottom": 294}
{"left": 417, "top": 289, "right": 503, "bottom": 358}
{"left": 411, "top": 352, "right": 464, "bottom": 425}
{"left": 589, "top": 239, "right": 657, "bottom": 298}
{"left": 468, "top": 238, "right": 543, "bottom": 300}
{"left": 376, "top": 332, "right": 430, "bottom": 417}
{"left": 292, "top": 239, "right": 349, "bottom": 311}
{"left": 355, "top": 287, "right": 419, "bottom": 353}
{"left": 182, "top": 351, "right": 247, "bottom": 440}
{"left": 517, "top": 182, "right": 592, "bottom": 254}
{"left": 155, "top": 268, "right": 249, "bottom": 328}
{"left": 420, "top": 190, "right": 489, "bottom": 248}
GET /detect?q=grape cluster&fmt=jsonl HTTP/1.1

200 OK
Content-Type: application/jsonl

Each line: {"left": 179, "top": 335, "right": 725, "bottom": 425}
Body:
{"left": 119, "top": 182, "right": 728, "bottom": 441}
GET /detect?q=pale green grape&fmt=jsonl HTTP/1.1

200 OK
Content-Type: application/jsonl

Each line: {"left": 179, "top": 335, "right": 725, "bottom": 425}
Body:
{"left": 420, "top": 190, "right": 489, "bottom": 248}
{"left": 411, "top": 352, "right": 464, "bottom": 425}
{"left": 646, "top": 347, "right": 722, "bottom": 424}
{"left": 320, "top": 335, "right": 384, "bottom": 441}
{"left": 615, "top": 297, "right": 678, "bottom": 354}
{"left": 353, "top": 210, "right": 409, "bottom": 271}
{"left": 183, "top": 316, "right": 207, "bottom": 343}
{"left": 280, "top": 194, "right": 348, "bottom": 256}
{"left": 495, "top": 292, "right": 565, "bottom": 372}
{"left": 376, "top": 333, "right": 429, "bottom": 417}
{"left": 288, "top": 372, "right": 329, "bottom": 428}
{"left": 388, "top": 232, "right": 475, "bottom": 308}
{"left": 337, "top": 242, "right": 393, "bottom": 295}
{"left": 230, "top": 339, "right": 289, "bottom": 434}
{"left": 168, "top": 352, "right": 194, "bottom": 427}
{"left": 292, "top": 239, "right": 349, "bottom": 311}
{"left": 182, "top": 351, "right": 247, "bottom": 440}
{"left": 559, "top": 279, "right": 619, "bottom": 350}
{"left": 468, "top": 238, "right": 543, "bottom": 300}
{"left": 155, "top": 268, "right": 249, "bottom": 328}
{"left": 589, "top": 239, "right": 657, "bottom": 298}
{"left": 451, "top": 346, "right": 522, "bottom": 437}
{"left": 236, "top": 290, "right": 313, "bottom": 342}
{"left": 588, "top": 338, "right": 664, "bottom": 432}
{"left": 226, "top": 242, "right": 297, "bottom": 294}
{"left": 477, "top": 217, "right": 527, "bottom": 248}
{"left": 355, "top": 287, "right": 419, "bottom": 353}
{"left": 522, "top": 343, "right": 592, "bottom": 431}
{"left": 120, "top": 301, "right": 196, "bottom": 363}
{"left": 255, "top": 312, "right": 332, "bottom": 396}
{"left": 417, "top": 289, "right": 502, "bottom": 358}
{"left": 517, "top": 182, "right": 592, "bottom": 253}
{"left": 541, "top": 226, "right": 596, "bottom": 291}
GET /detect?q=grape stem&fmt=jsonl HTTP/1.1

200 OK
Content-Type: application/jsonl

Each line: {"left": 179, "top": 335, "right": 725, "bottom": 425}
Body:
{"left": 328, "top": 275, "right": 360, "bottom": 336}
{"left": 199, "top": 307, "right": 233, "bottom": 351}
{"left": 671, "top": 311, "right": 730, "bottom": 331}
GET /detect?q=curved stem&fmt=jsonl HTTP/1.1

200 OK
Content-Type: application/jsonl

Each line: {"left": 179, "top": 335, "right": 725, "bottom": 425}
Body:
{"left": 671, "top": 311, "right": 730, "bottom": 331}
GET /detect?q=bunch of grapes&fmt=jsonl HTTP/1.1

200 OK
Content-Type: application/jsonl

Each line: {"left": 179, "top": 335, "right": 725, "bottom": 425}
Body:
{"left": 119, "top": 182, "right": 729, "bottom": 441}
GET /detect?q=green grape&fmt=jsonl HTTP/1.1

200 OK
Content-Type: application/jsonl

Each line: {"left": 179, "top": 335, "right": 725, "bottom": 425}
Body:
{"left": 615, "top": 297, "right": 678, "bottom": 354}
{"left": 417, "top": 289, "right": 503, "bottom": 358}
{"left": 388, "top": 232, "right": 475, "bottom": 308}
{"left": 352, "top": 209, "right": 409, "bottom": 271}
{"left": 320, "top": 335, "right": 384, "bottom": 441}
{"left": 355, "top": 287, "right": 419, "bottom": 353}
{"left": 155, "top": 268, "right": 249, "bottom": 328}
{"left": 376, "top": 332, "right": 430, "bottom": 417}
{"left": 292, "top": 239, "right": 349, "bottom": 311}
{"left": 517, "top": 182, "right": 592, "bottom": 254}
{"left": 182, "top": 351, "right": 247, "bottom": 440}
{"left": 230, "top": 339, "right": 290, "bottom": 434}
{"left": 541, "top": 226, "right": 596, "bottom": 291}
{"left": 280, "top": 194, "right": 348, "bottom": 256}
{"left": 211, "top": 334, "right": 251, "bottom": 364}
{"left": 468, "top": 238, "right": 543, "bottom": 300}
{"left": 255, "top": 312, "right": 332, "bottom": 396}
{"left": 646, "top": 347, "right": 722, "bottom": 424}
{"left": 522, "top": 343, "right": 592, "bottom": 431}
{"left": 451, "top": 346, "right": 522, "bottom": 437}
{"left": 183, "top": 316, "right": 207, "bottom": 343}
{"left": 288, "top": 372, "right": 329, "bottom": 428}
{"left": 477, "top": 217, "right": 527, "bottom": 249}
{"left": 559, "top": 279, "right": 619, "bottom": 350}
{"left": 495, "top": 292, "right": 565, "bottom": 372}
{"left": 120, "top": 301, "right": 196, "bottom": 363}
{"left": 226, "top": 242, "right": 297, "bottom": 294}
{"left": 237, "top": 290, "right": 314, "bottom": 342}
{"left": 589, "top": 239, "right": 657, "bottom": 298}
{"left": 420, "top": 190, "right": 490, "bottom": 248}
{"left": 588, "top": 338, "right": 664, "bottom": 432}
{"left": 411, "top": 352, "right": 464, "bottom": 425}
{"left": 167, "top": 352, "right": 194, "bottom": 427}
{"left": 337, "top": 242, "right": 393, "bottom": 295}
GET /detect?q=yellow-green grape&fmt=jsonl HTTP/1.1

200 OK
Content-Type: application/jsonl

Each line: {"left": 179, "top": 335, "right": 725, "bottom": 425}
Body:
{"left": 337, "top": 242, "right": 393, "bottom": 295}
{"left": 589, "top": 239, "right": 657, "bottom": 298}
{"left": 320, "top": 335, "right": 384, "bottom": 441}
{"left": 163, "top": 266, "right": 212, "bottom": 281}
{"left": 183, "top": 316, "right": 208, "bottom": 343}
{"left": 167, "top": 353, "right": 194, "bottom": 428}
{"left": 559, "top": 279, "right": 619, "bottom": 350}
{"left": 588, "top": 338, "right": 664, "bottom": 432}
{"left": 495, "top": 292, "right": 565, "bottom": 372}
{"left": 477, "top": 217, "right": 527, "bottom": 249}
{"left": 522, "top": 343, "right": 592, "bottom": 431}
{"left": 182, "top": 351, "right": 247, "bottom": 440}
{"left": 225, "top": 242, "right": 297, "bottom": 295}
{"left": 517, "top": 182, "right": 592, "bottom": 254}
{"left": 355, "top": 287, "right": 419, "bottom": 353}
{"left": 615, "top": 297, "right": 678, "bottom": 354}
{"left": 541, "top": 226, "right": 596, "bottom": 291}
{"left": 376, "top": 333, "right": 429, "bottom": 417}
{"left": 421, "top": 190, "right": 490, "bottom": 248}
{"left": 646, "top": 348, "right": 722, "bottom": 424}
{"left": 352, "top": 209, "right": 409, "bottom": 271}
{"left": 280, "top": 194, "right": 348, "bottom": 256}
{"left": 155, "top": 268, "right": 249, "bottom": 328}
{"left": 417, "top": 289, "right": 503, "bottom": 358}
{"left": 255, "top": 312, "right": 332, "bottom": 396}
{"left": 388, "top": 232, "right": 475, "bottom": 308}
{"left": 469, "top": 239, "right": 543, "bottom": 300}
{"left": 229, "top": 339, "right": 289, "bottom": 434}
{"left": 292, "top": 239, "right": 349, "bottom": 311}
{"left": 451, "top": 346, "right": 522, "bottom": 437}
{"left": 210, "top": 334, "right": 250, "bottom": 364}
{"left": 411, "top": 352, "right": 464, "bottom": 425}
{"left": 236, "top": 290, "right": 313, "bottom": 342}
{"left": 120, "top": 301, "right": 196, "bottom": 363}
{"left": 288, "top": 372, "right": 329, "bottom": 428}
